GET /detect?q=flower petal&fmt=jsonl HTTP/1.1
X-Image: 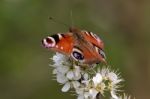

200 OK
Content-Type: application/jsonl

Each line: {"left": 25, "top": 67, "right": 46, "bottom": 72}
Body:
{"left": 108, "top": 72, "right": 118, "bottom": 82}
{"left": 89, "top": 88, "right": 98, "bottom": 99}
{"left": 57, "top": 66, "right": 69, "bottom": 74}
{"left": 74, "top": 66, "right": 81, "bottom": 76}
{"left": 83, "top": 73, "right": 89, "bottom": 80}
{"left": 66, "top": 71, "right": 74, "bottom": 80}
{"left": 56, "top": 73, "right": 68, "bottom": 84}
{"left": 76, "top": 88, "right": 84, "bottom": 95}
{"left": 52, "top": 53, "right": 68, "bottom": 66}
{"left": 93, "top": 73, "right": 102, "bottom": 86}
{"left": 77, "top": 94, "right": 84, "bottom": 99}
{"left": 61, "top": 82, "right": 70, "bottom": 92}
{"left": 74, "top": 73, "right": 81, "bottom": 80}
{"left": 72, "top": 81, "right": 80, "bottom": 88}
{"left": 84, "top": 92, "right": 90, "bottom": 99}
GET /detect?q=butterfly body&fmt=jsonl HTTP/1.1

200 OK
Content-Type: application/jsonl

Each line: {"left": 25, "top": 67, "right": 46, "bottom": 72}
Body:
{"left": 42, "top": 27, "right": 106, "bottom": 64}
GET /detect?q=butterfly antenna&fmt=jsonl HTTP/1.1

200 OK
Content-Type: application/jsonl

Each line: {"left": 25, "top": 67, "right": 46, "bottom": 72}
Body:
{"left": 70, "top": 10, "right": 74, "bottom": 27}
{"left": 49, "top": 17, "right": 69, "bottom": 27}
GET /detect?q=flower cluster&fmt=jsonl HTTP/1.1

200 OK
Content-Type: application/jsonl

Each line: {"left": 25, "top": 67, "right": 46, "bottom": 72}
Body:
{"left": 49, "top": 53, "right": 132, "bottom": 99}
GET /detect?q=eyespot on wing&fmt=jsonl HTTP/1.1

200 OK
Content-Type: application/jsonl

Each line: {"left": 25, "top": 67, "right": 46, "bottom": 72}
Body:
{"left": 42, "top": 36, "right": 56, "bottom": 48}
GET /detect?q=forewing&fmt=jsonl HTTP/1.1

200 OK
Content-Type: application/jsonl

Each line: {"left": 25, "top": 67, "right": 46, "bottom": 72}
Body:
{"left": 42, "top": 32, "right": 74, "bottom": 55}
{"left": 81, "top": 30, "right": 104, "bottom": 49}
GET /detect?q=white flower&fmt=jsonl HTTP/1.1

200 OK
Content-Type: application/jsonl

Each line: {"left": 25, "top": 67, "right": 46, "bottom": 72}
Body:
{"left": 66, "top": 66, "right": 81, "bottom": 80}
{"left": 56, "top": 73, "right": 68, "bottom": 84}
{"left": 83, "top": 73, "right": 89, "bottom": 80}
{"left": 107, "top": 72, "right": 123, "bottom": 84}
{"left": 77, "top": 94, "right": 84, "bottom": 99}
{"left": 74, "top": 66, "right": 82, "bottom": 80}
{"left": 51, "top": 52, "right": 70, "bottom": 67}
{"left": 52, "top": 52, "right": 68, "bottom": 64}
{"left": 89, "top": 88, "right": 98, "bottom": 99}
{"left": 108, "top": 72, "right": 118, "bottom": 83}
{"left": 99, "top": 67, "right": 110, "bottom": 78}
{"left": 61, "top": 82, "right": 71, "bottom": 92}
{"left": 99, "top": 67, "right": 123, "bottom": 84}
{"left": 56, "top": 66, "right": 81, "bottom": 92}
{"left": 48, "top": 52, "right": 132, "bottom": 99}
{"left": 61, "top": 81, "right": 81, "bottom": 92}
{"left": 51, "top": 53, "right": 82, "bottom": 92}
{"left": 77, "top": 92, "right": 90, "bottom": 99}
{"left": 86, "top": 73, "right": 105, "bottom": 99}
{"left": 76, "top": 88, "right": 90, "bottom": 99}
{"left": 95, "top": 67, "right": 125, "bottom": 98}
{"left": 56, "top": 65, "right": 69, "bottom": 74}
{"left": 92, "top": 73, "right": 102, "bottom": 86}
{"left": 66, "top": 71, "right": 74, "bottom": 79}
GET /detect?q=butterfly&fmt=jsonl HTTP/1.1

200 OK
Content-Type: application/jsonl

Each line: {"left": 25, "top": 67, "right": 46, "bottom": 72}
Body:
{"left": 42, "top": 27, "right": 106, "bottom": 64}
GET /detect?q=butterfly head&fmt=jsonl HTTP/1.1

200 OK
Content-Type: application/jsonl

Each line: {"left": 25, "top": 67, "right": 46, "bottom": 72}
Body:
{"left": 69, "top": 27, "right": 80, "bottom": 33}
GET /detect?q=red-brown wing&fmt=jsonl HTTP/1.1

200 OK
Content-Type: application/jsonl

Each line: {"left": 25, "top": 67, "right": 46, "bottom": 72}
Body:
{"left": 42, "top": 28, "right": 106, "bottom": 64}
{"left": 68, "top": 28, "right": 105, "bottom": 64}
{"left": 42, "top": 32, "right": 74, "bottom": 55}
{"left": 72, "top": 31, "right": 104, "bottom": 64}
{"left": 80, "top": 45, "right": 102, "bottom": 64}
{"left": 81, "top": 30, "right": 104, "bottom": 49}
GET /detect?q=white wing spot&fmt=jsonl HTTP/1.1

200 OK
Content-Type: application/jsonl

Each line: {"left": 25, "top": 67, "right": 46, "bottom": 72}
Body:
{"left": 90, "top": 32, "right": 101, "bottom": 42}
{"left": 55, "top": 45, "right": 58, "bottom": 48}
{"left": 58, "top": 34, "right": 63, "bottom": 39}
{"left": 43, "top": 37, "right": 56, "bottom": 48}
{"left": 85, "top": 31, "right": 90, "bottom": 35}
{"left": 60, "top": 46, "right": 63, "bottom": 49}
{"left": 90, "top": 32, "right": 95, "bottom": 38}
{"left": 82, "top": 30, "right": 90, "bottom": 36}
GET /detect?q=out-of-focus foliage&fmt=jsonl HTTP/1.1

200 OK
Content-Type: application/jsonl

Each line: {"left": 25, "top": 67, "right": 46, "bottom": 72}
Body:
{"left": 0, "top": 0, "right": 150, "bottom": 99}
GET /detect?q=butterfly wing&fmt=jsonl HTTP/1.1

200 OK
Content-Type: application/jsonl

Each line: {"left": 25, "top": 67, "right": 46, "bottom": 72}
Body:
{"left": 42, "top": 28, "right": 106, "bottom": 64}
{"left": 72, "top": 41, "right": 101, "bottom": 64}
{"left": 81, "top": 30, "right": 104, "bottom": 49}
{"left": 42, "top": 33, "right": 74, "bottom": 55}
{"left": 70, "top": 28, "right": 106, "bottom": 64}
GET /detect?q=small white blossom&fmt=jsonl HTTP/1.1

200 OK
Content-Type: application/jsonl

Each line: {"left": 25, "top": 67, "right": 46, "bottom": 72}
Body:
{"left": 98, "top": 67, "right": 124, "bottom": 97}
{"left": 72, "top": 81, "right": 81, "bottom": 88}
{"left": 56, "top": 65, "right": 69, "bottom": 74}
{"left": 66, "top": 66, "right": 81, "bottom": 80}
{"left": 89, "top": 88, "right": 98, "bottom": 99}
{"left": 48, "top": 53, "right": 133, "bottom": 99}
{"left": 83, "top": 73, "right": 89, "bottom": 80}
{"left": 52, "top": 52, "right": 68, "bottom": 65}
{"left": 76, "top": 88, "right": 90, "bottom": 99}
{"left": 92, "top": 73, "right": 102, "bottom": 86}
{"left": 77, "top": 94, "right": 84, "bottom": 99}
{"left": 61, "top": 80, "right": 81, "bottom": 92}
{"left": 66, "top": 71, "right": 74, "bottom": 79}
{"left": 56, "top": 73, "right": 68, "bottom": 84}
{"left": 108, "top": 72, "right": 118, "bottom": 83}
{"left": 61, "top": 82, "right": 71, "bottom": 92}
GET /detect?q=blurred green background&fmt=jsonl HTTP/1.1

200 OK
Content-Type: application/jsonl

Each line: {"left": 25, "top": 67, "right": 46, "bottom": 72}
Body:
{"left": 0, "top": 0, "right": 150, "bottom": 99}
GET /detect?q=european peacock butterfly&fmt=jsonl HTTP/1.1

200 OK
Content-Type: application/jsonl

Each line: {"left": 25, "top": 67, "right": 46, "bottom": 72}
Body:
{"left": 42, "top": 27, "right": 106, "bottom": 64}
